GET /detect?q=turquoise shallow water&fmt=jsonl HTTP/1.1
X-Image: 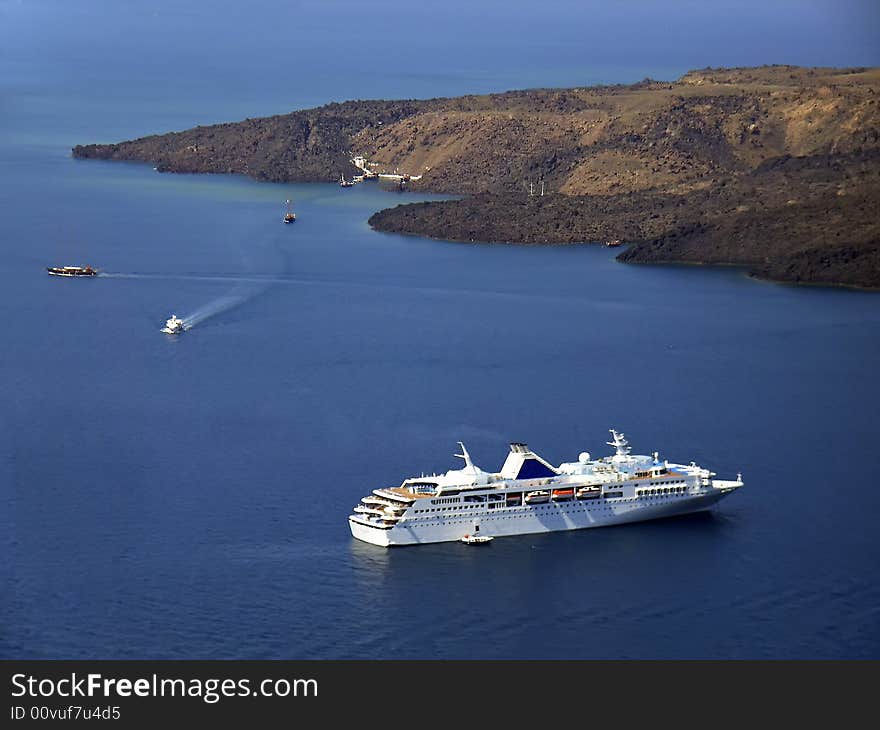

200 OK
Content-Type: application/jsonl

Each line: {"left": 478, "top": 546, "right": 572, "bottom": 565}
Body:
{"left": 2, "top": 1, "right": 879, "bottom": 659}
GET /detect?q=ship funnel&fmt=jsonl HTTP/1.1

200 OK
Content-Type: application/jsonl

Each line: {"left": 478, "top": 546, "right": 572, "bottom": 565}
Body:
{"left": 455, "top": 442, "right": 475, "bottom": 470}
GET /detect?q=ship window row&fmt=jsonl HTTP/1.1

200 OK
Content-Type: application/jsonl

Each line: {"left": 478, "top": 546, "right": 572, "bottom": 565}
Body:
{"left": 409, "top": 498, "right": 662, "bottom": 523}
{"left": 636, "top": 487, "right": 686, "bottom": 497}
{"left": 430, "top": 504, "right": 625, "bottom": 522}
{"left": 413, "top": 494, "right": 632, "bottom": 515}
{"left": 414, "top": 504, "right": 486, "bottom": 513}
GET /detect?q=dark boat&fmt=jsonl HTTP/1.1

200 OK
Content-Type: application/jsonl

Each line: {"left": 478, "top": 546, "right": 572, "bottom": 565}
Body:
{"left": 340, "top": 174, "right": 355, "bottom": 188}
{"left": 47, "top": 266, "right": 97, "bottom": 277}
{"left": 283, "top": 199, "right": 296, "bottom": 224}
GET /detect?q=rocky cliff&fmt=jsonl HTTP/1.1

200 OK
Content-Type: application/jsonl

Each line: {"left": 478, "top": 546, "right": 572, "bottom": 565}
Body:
{"left": 73, "top": 65, "right": 880, "bottom": 288}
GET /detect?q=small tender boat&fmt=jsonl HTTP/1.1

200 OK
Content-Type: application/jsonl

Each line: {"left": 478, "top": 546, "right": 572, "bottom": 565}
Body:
{"left": 161, "top": 314, "right": 186, "bottom": 334}
{"left": 605, "top": 239, "right": 623, "bottom": 248}
{"left": 339, "top": 174, "right": 355, "bottom": 188}
{"left": 524, "top": 490, "right": 550, "bottom": 504}
{"left": 47, "top": 265, "right": 97, "bottom": 277}
{"left": 460, "top": 534, "right": 493, "bottom": 545}
{"left": 283, "top": 199, "right": 296, "bottom": 224}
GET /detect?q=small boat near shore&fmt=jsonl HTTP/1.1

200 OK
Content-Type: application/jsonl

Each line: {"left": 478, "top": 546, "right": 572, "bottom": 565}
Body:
{"left": 283, "top": 199, "right": 296, "bottom": 224}
{"left": 47, "top": 265, "right": 97, "bottom": 277}
{"left": 605, "top": 239, "right": 623, "bottom": 248}
{"left": 340, "top": 174, "right": 355, "bottom": 188}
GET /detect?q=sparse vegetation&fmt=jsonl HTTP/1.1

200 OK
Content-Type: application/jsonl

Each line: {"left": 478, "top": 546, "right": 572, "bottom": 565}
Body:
{"left": 73, "top": 65, "right": 880, "bottom": 288}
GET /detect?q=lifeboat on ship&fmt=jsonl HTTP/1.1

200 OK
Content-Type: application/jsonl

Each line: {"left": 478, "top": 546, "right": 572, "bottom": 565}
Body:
{"left": 524, "top": 490, "right": 550, "bottom": 504}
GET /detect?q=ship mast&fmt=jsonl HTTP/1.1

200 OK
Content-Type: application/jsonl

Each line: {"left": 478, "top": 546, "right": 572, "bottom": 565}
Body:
{"left": 607, "top": 429, "right": 631, "bottom": 457}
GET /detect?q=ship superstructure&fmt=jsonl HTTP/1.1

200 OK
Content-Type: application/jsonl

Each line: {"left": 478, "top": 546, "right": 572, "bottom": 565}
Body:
{"left": 348, "top": 429, "right": 743, "bottom": 546}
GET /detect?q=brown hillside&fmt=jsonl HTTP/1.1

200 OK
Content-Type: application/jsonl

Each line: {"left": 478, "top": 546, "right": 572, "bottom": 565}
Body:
{"left": 72, "top": 65, "right": 880, "bottom": 288}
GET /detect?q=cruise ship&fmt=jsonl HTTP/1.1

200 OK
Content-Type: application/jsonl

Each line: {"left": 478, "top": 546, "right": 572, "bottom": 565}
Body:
{"left": 349, "top": 430, "right": 743, "bottom": 546}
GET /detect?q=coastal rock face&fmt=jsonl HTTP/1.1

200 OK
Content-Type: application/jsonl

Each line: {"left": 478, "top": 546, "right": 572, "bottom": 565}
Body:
{"left": 357, "top": 66, "right": 880, "bottom": 197}
{"left": 73, "top": 65, "right": 880, "bottom": 288}
{"left": 369, "top": 150, "right": 880, "bottom": 288}
{"left": 73, "top": 99, "right": 439, "bottom": 182}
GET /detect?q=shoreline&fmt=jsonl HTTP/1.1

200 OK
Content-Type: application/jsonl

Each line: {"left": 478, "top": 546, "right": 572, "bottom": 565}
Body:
{"left": 72, "top": 64, "right": 880, "bottom": 291}
{"left": 372, "top": 222, "right": 880, "bottom": 292}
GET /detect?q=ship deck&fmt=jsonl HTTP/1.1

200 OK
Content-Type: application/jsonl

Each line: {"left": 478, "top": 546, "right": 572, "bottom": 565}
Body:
{"left": 382, "top": 469, "right": 690, "bottom": 500}
{"left": 386, "top": 487, "right": 434, "bottom": 499}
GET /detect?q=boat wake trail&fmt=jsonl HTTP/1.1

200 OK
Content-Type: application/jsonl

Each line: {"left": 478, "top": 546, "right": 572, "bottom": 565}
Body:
{"left": 181, "top": 282, "right": 264, "bottom": 329}
{"left": 100, "top": 272, "right": 289, "bottom": 284}
{"left": 107, "top": 221, "right": 292, "bottom": 330}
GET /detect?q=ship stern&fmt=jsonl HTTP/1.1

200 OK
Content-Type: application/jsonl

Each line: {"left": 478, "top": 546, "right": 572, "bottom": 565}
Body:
{"left": 349, "top": 518, "right": 393, "bottom": 547}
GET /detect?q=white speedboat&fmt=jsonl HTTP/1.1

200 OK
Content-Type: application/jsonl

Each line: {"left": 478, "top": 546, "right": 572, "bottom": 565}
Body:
{"left": 349, "top": 430, "right": 744, "bottom": 546}
{"left": 460, "top": 534, "right": 494, "bottom": 545}
{"left": 161, "top": 314, "right": 186, "bottom": 334}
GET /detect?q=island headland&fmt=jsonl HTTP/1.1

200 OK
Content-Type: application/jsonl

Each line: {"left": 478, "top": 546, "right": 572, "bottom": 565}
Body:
{"left": 73, "top": 65, "right": 880, "bottom": 289}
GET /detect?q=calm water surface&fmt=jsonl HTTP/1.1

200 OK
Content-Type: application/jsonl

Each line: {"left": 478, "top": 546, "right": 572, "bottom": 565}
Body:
{"left": 2, "top": 1, "right": 879, "bottom": 659}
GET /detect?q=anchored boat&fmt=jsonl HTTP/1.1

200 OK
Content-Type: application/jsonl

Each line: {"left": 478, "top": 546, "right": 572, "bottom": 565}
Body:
{"left": 349, "top": 430, "right": 743, "bottom": 546}
{"left": 283, "top": 199, "right": 296, "bottom": 224}
{"left": 460, "top": 534, "right": 493, "bottom": 545}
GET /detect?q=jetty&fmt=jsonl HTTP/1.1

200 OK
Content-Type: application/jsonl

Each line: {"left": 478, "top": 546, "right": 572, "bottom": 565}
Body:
{"left": 352, "top": 155, "right": 423, "bottom": 185}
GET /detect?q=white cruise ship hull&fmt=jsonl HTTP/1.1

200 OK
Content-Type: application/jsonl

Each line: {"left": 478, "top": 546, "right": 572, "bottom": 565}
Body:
{"left": 349, "top": 485, "right": 737, "bottom": 547}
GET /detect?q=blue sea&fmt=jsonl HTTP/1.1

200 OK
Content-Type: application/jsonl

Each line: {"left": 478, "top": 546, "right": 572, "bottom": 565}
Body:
{"left": 2, "top": 1, "right": 879, "bottom": 659}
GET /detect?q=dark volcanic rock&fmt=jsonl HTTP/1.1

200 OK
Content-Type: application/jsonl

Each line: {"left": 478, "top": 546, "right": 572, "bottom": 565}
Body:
{"left": 73, "top": 65, "right": 880, "bottom": 289}
{"left": 371, "top": 150, "right": 880, "bottom": 289}
{"left": 73, "top": 99, "right": 441, "bottom": 182}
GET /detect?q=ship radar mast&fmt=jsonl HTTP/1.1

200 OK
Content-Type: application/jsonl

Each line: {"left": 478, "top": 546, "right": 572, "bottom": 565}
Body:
{"left": 607, "top": 429, "right": 631, "bottom": 457}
